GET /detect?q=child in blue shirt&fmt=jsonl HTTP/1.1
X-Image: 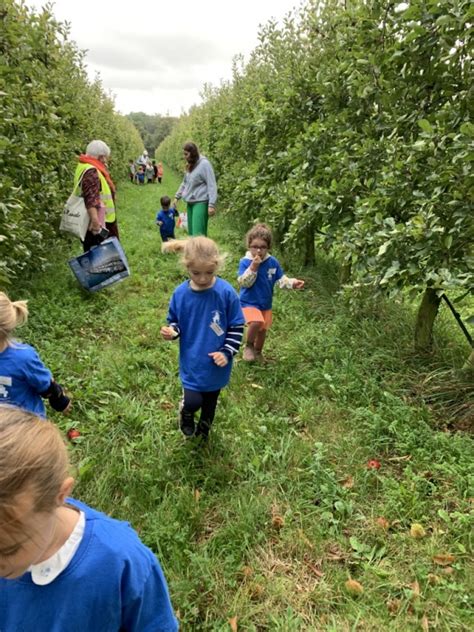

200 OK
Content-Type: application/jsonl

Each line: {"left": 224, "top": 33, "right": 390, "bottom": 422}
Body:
{"left": 0, "top": 406, "right": 179, "bottom": 632}
{"left": 161, "top": 237, "right": 244, "bottom": 439}
{"left": 238, "top": 224, "right": 304, "bottom": 362}
{"left": 0, "top": 292, "right": 70, "bottom": 416}
{"left": 156, "top": 196, "right": 179, "bottom": 242}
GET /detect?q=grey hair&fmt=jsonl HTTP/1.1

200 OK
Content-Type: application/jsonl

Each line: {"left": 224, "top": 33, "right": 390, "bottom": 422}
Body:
{"left": 85, "top": 140, "right": 111, "bottom": 158}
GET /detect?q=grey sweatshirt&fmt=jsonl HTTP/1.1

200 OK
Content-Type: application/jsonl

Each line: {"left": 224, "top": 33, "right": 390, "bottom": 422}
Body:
{"left": 175, "top": 156, "right": 217, "bottom": 206}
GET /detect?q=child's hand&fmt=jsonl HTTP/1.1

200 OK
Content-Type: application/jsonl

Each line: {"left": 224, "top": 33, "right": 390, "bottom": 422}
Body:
{"left": 157, "top": 220, "right": 163, "bottom": 226}
{"left": 208, "top": 351, "right": 228, "bottom": 367}
{"left": 293, "top": 279, "right": 305, "bottom": 289}
{"left": 208, "top": 206, "right": 216, "bottom": 217}
{"left": 250, "top": 255, "right": 262, "bottom": 272}
{"left": 161, "top": 326, "right": 177, "bottom": 340}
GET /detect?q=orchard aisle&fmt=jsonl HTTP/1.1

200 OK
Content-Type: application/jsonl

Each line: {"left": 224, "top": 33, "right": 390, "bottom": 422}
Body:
{"left": 17, "top": 169, "right": 472, "bottom": 631}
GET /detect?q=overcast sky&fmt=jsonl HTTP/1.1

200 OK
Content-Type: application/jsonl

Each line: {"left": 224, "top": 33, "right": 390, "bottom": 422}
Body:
{"left": 24, "top": 0, "right": 302, "bottom": 116}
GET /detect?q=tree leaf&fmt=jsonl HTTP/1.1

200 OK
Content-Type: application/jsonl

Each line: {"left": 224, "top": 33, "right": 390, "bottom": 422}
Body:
{"left": 417, "top": 119, "right": 433, "bottom": 133}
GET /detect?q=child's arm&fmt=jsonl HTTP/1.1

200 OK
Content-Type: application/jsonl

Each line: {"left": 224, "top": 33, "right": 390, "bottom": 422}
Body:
{"left": 40, "top": 380, "right": 71, "bottom": 413}
{"left": 161, "top": 298, "right": 180, "bottom": 340}
{"left": 237, "top": 257, "right": 260, "bottom": 288}
{"left": 161, "top": 324, "right": 179, "bottom": 340}
{"left": 277, "top": 275, "right": 305, "bottom": 290}
{"left": 209, "top": 323, "right": 245, "bottom": 367}
{"left": 121, "top": 551, "right": 179, "bottom": 632}
{"left": 24, "top": 347, "right": 71, "bottom": 413}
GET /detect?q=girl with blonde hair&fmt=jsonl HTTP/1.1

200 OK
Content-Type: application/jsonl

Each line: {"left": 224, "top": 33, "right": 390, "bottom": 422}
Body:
{"left": 161, "top": 237, "right": 244, "bottom": 439}
{"left": 0, "top": 292, "right": 70, "bottom": 416}
{"left": 0, "top": 406, "right": 178, "bottom": 630}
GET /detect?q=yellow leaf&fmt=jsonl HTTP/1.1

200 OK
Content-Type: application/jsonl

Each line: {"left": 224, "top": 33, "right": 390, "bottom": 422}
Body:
{"left": 345, "top": 578, "right": 364, "bottom": 595}
{"left": 250, "top": 383, "right": 263, "bottom": 389}
{"left": 427, "top": 573, "right": 440, "bottom": 585}
{"left": 229, "top": 616, "right": 238, "bottom": 631}
{"left": 194, "top": 489, "right": 201, "bottom": 502}
{"left": 433, "top": 553, "right": 455, "bottom": 566}
{"left": 410, "top": 523, "right": 426, "bottom": 539}
{"left": 271, "top": 514, "right": 285, "bottom": 529}
{"left": 376, "top": 516, "right": 390, "bottom": 530}
{"left": 421, "top": 615, "right": 429, "bottom": 631}
{"left": 341, "top": 475, "right": 354, "bottom": 489}
{"left": 410, "top": 580, "right": 421, "bottom": 599}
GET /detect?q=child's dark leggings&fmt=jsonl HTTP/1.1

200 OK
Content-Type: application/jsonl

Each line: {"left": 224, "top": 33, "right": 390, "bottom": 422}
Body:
{"left": 183, "top": 388, "right": 220, "bottom": 428}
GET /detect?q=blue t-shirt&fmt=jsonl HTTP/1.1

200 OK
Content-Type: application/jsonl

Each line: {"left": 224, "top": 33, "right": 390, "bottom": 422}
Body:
{"left": 238, "top": 255, "right": 284, "bottom": 311}
{"left": 0, "top": 498, "right": 179, "bottom": 632}
{"left": 0, "top": 342, "right": 51, "bottom": 416}
{"left": 167, "top": 277, "right": 244, "bottom": 391}
{"left": 156, "top": 208, "right": 177, "bottom": 235}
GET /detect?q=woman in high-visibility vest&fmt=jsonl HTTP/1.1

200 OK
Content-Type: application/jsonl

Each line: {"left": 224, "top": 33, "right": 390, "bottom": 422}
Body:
{"left": 72, "top": 140, "right": 118, "bottom": 252}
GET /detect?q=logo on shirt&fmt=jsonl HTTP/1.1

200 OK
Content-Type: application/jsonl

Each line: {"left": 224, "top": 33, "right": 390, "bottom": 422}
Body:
{"left": 209, "top": 310, "right": 224, "bottom": 336}
{"left": 0, "top": 376, "right": 12, "bottom": 399}
{"left": 267, "top": 267, "right": 277, "bottom": 280}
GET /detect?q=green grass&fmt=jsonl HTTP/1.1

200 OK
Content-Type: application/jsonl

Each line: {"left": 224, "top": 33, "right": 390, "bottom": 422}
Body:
{"left": 16, "top": 167, "right": 473, "bottom": 630}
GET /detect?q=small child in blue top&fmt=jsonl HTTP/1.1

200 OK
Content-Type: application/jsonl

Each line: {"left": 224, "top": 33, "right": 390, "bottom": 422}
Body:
{"left": 0, "top": 406, "right": 179, "bottom": 632}
{"left": 238, "top": 224, "right": 304, "bottom": 362}
{"left": 0, "top": 292, "right": 70, "bottom": 416}
{"left": 161, "top": 237, "right": 244, "bottom": 439}
{"left": 156, "top": 195, "right": 179, "bottom": 242}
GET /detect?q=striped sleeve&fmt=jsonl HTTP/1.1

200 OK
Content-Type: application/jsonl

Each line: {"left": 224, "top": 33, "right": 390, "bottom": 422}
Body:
{"left": 238, "top": 266, "right": 257, "bottom": 288}
{"left": 220, "top": 324, "right": 244, "bottom": 359}
{"left": 168, "top": 322, "right": 181, "bottom": 339}
{"left": 277, "top": 275, "right": 296, "bottom": 289}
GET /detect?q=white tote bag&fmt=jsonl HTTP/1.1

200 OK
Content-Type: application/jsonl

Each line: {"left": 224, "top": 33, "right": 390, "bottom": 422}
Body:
{"left": 60, "top": 173, "right": 90, "bottom": 241}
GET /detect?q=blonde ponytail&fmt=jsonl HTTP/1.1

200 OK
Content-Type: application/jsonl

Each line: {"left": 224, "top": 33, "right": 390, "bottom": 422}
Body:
{"left": 0, "top": 292, "right": 28, "bottom": 345}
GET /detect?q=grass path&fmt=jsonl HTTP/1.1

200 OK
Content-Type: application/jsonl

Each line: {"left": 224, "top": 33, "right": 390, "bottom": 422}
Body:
{"left": 18, "top": 168, "right": 472, "bottom": 631}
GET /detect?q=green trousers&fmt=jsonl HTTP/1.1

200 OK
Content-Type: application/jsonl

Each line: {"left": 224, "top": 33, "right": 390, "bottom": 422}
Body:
{"left": 187, "top": 201, "right": 209, "bottom": 236}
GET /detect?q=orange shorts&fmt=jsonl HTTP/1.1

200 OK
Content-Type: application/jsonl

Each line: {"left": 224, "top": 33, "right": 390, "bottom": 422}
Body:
{"left": 242, "top": 307, "right": 273, "bottom": 331}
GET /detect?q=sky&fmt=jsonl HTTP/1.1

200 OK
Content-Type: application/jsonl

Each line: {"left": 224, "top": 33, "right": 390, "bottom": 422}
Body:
{"left": 24, "top": 0, "right": 302, "bottom": 117}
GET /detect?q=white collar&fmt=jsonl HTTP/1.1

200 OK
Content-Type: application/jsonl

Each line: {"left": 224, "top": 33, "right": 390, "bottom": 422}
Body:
{"left": 29, "top": 510, "right": 85, "bottom": 585}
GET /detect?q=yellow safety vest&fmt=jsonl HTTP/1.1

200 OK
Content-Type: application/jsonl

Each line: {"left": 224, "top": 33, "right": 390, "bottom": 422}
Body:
{"left": 73, "top": 163, "right": 116, "bottom": 223}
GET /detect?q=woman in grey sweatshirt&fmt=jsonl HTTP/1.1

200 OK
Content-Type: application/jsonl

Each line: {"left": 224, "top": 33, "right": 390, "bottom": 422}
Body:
{"left": 173, "top": 142, "right": 217, "bottom": 236}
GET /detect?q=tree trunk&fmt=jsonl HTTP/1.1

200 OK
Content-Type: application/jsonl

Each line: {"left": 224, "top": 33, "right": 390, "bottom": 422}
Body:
{"left": 304, "top": 224, "right": 315, "bottom": 266}
{"left": 340, "top": 261, "right": 352, "bottom": 284}
{"left": 414, "top": 288, "right": 442, "bottom": 352}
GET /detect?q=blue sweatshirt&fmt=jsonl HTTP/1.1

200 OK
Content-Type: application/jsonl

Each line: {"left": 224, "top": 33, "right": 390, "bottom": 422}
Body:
{"left": 0, "top": 499, "right": 179, "bottom": 632}
{"left": 167, "top": 278, "right": 244, "bottom": 391}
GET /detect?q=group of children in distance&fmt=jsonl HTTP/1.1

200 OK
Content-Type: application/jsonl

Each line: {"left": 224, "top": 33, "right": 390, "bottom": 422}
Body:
{"left": 129, "top": 159, "right": 163, "bottom": 185}
{"left": 0, "top": 223, "right": 303, "bottom": 629}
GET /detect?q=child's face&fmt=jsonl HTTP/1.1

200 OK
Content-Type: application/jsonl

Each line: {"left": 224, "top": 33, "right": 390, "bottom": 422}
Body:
{"left": 0, "top": 488, "right": 57, "bottom": 579}
{"left": 249, "top": 239, "right": 269, "bottom": 256}
{"left": 188, "top": 262, "right": 217, "bottom": 290}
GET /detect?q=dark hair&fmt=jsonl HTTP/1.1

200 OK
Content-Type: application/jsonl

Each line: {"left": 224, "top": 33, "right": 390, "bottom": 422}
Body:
{"left": 246, "top": 223, "right": 272, "bottom": 249}
{"left": 183, "top": 142, "right": 200, "bottom": 171}
{"left": 160, "top": 195, "right": 171, "bottom": 209}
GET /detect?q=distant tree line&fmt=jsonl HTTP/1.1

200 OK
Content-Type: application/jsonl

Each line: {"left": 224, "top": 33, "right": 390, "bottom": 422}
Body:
{"left": 126, "top": 113, "right": 178, "bottom": 158}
